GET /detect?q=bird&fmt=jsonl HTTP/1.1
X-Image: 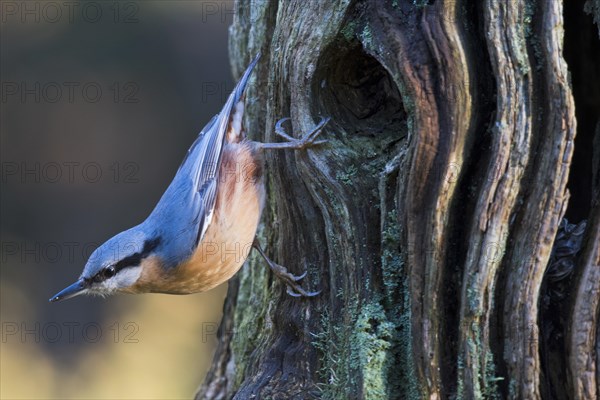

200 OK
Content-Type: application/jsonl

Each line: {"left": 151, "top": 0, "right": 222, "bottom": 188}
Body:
{"left": 49, "top": 54, "right": 329, "bottom": 303}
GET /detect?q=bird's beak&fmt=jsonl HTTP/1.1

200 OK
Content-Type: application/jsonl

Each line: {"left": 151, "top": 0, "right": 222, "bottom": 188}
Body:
{"left": 49, "top": 279, "right": 88, "bottom": 303}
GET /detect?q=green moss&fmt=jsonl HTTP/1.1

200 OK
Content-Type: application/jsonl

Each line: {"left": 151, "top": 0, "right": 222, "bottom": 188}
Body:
{"left": 341, "top": 20, "right": 358, "bottom": 41}
{"left": 336, "top": 164, "right": 358, "bottom": 185}
{"left": 413, "top": 0, "right": 430, "bottom": 7}
{"left": 313, "top": 307, "right": 354, "bottom": 400}
{"left": 396, "top": 273, "right": 420, "bottom": 399}
{"left": 467, "top": 337, "right": 482, "bottom": 398}
{"left": 382, "top": 210, "right": 400, "bottom": 243}
{"left": 381, "top": 210, "right": 402, "bottom": 295}
{"left": 350, "top": 301, "right": 395, "bottom": 398}
{"left": 312, "top": 292, "right": 420, "bottom": 399}
{"left": 380, "top": 207, "right": 419, "bottom": 399}
{"left": 508, "top": 378, "right": 517, "bottom": 398}
{"left": 230, "top": 227, "right": 270, "bottom": 388}
{"left": 381, "top": 249, "right": 402, "bottom": 292}
{"left": 312, "top": 311, "right": 341, "bottom": 398}
{"left": 517, "top": 0, "right": 539, "bottom": 75}
{"left": 360, "top": 24, "right": 374, "bottom": 50}
{"left": 467, "top": 286, "right": 479, "bottom": 312}
{"left": 456, "top": 355, "right": 465, "bottom": 399}
{"left": 483, "top": 351, "right": 503, "bottom": 399}
{"left": 456, "top": 323, "right": 502, "bottom": 400}
{"left": 523, "top": 0, "right": 543, "bottom": 71}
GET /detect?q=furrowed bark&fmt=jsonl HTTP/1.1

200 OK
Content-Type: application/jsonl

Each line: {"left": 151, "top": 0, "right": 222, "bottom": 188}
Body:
{"left": 457, "top": 0, "right": 534, "bottom": 397}
{"left": 196, "top": 1, "right": 597, "bottom": 399}
{"left": 499, "top": 0, "right": 576, "bottom": 398}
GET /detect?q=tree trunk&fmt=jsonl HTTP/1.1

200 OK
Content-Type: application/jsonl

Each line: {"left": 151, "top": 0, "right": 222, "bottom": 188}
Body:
{"left": 197, "top": 1, "right": 600, "bottom": 399}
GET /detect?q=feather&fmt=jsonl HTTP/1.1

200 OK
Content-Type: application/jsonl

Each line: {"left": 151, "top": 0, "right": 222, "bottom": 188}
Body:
{"left": 174, "top": 54, "right": 260, "bottom": 251}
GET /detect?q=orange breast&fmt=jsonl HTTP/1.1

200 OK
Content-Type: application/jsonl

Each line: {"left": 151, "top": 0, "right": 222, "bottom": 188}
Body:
{"left": 167, "top": 141, "right": 265, "bottom": 293}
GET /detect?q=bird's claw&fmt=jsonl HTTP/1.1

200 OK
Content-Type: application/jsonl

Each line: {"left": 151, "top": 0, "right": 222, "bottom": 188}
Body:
{"left": 274, "top": 116, "right": 330, "bottom": 150}
{"left": 286, "top": 286, "right": 321, "bottom": 298}
{"left": 269, "top": 261, "right": 319, "bottom": 297}
{"left": 275, "top": 117, "right": 294, "bottom": 141}
{"left": 252, "top": 240, "right": 320, "bottom": 298}
{"left": 291, "top": 270, "right": 307, "bottom": 281}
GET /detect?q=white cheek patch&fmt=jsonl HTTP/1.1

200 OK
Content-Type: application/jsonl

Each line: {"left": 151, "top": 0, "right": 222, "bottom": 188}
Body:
{"left": 115, "top": 266, "right": 142, "bottom": 288}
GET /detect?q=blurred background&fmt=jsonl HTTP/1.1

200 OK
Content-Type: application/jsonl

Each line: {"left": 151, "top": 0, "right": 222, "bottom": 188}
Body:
{"left": 1, "top": 1, "right": 236, "bottom": 398}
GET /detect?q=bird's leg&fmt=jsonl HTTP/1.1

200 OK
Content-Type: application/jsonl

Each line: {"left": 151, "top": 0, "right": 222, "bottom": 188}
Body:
{"left": 252, "top": 239, "right": 320, "bottom": 297}
{"left": 251, "top": 117, "right": 328, "bottom": 297}
{"left": 257, "top": 117, "right": 330, "bottom": 150}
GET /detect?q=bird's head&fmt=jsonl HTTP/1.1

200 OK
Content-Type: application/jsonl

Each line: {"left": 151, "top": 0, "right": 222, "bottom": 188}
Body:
{"left": 49, "top": 227, "right": 162, "bottom": 302}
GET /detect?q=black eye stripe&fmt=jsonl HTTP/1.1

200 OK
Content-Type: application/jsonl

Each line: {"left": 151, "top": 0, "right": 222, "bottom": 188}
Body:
{"left": 115, "top": 237, "right": 161, "bottom": 270}
{"left": 90, "top": 237, "right": 161, "bottom": 283}
{"left": 114, "top": 253, "right": 143, "bottom": 271}
{"left": 142, "top": 237, "right": 161, "bottom": 254}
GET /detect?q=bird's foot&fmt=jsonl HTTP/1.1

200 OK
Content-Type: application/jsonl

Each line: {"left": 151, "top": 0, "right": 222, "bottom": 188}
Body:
{"left": 252, "top": 241, "right": 320, "bottom": 297}
{"left": 266, "top": 260, "right": 320, "bottom": 297}
{"left": 260, "top": 117, "right": 330, "bottom": 150}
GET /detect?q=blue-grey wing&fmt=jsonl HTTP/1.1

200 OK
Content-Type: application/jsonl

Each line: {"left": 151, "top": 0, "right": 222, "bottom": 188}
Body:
{"left": 173, "top": 54, "right": 260, "bottom": 247}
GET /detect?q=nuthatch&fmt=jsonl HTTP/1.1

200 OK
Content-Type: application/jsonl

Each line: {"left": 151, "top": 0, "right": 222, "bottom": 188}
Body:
{"left": 50, "top": 54, "right": 328, "bottom": 302}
